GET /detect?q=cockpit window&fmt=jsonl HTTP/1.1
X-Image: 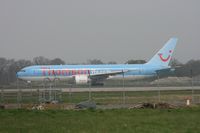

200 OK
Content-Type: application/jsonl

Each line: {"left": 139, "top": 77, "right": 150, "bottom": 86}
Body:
{"left": 20, "top": 70, "right": 26, "bottom": 72}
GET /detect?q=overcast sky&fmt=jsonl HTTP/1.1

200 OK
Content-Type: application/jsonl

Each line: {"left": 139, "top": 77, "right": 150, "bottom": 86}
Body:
{"left": 0, "top": 0, "right": 199, "bottom": 63}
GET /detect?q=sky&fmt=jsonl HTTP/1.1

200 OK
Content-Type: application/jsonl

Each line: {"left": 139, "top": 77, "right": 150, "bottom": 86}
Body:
{"left": 0, "top": 0, "right": 199, "bottom": 64}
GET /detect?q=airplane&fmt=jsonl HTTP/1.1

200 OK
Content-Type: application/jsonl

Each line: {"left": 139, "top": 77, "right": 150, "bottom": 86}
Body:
{"left": 16, "top": 38, "right": 178, "bottom": 85}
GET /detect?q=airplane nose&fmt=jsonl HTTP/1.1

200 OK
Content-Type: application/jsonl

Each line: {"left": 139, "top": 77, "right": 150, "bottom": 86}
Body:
{"left": 16, "top": 72, "right": 21, "bottom": 78}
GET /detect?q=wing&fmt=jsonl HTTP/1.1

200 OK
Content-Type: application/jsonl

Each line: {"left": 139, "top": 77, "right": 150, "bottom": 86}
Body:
{"left": 90, "top": 70, "right": 129, "bottom": 77}
{"left": 88, "top": 70, "right": 129, "bottom": 85}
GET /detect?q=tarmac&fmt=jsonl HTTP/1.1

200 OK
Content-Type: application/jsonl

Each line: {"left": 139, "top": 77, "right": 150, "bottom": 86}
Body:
{"left": 2, "top": 86, "right": 200, "bottom": 93}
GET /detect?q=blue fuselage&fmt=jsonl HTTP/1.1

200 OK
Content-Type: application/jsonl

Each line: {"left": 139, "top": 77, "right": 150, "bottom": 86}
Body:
{"left": 17, "top": 64, "right": 169, "bottom": 82}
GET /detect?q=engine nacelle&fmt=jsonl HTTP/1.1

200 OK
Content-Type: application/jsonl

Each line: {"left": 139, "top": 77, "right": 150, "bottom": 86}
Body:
{"left": 75, "top": 75, "right": 89, "bottom": 84}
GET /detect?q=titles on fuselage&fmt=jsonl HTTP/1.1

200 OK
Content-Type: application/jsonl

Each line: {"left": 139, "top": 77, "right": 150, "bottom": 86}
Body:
{"left": 40, "top": 69, "right": 112, "bottom": 76}
{"left": 42, "top": 69, "right": 89, "bottom": 76}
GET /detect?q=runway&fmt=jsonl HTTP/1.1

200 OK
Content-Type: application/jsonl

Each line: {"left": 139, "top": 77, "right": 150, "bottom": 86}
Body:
{"left": 2, "top": 86, "right": 200, "bottom": 93}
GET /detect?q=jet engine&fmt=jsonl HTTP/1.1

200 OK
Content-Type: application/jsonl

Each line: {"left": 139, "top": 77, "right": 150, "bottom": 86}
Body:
{"left": 75, "top": 75, "right": 89, "bottom": 84}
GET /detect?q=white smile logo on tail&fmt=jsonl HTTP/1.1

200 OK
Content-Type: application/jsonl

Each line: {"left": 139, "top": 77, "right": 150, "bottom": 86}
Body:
{"left": 158, "top": 50, "right": 172, "bottom": 62}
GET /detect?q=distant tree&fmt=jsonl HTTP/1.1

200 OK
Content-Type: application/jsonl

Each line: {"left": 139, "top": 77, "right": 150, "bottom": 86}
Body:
{"left": 50, "top": 58, "right": 65, "bottom": 65}
{"left": 170, "top": 58, "right": 182, "bottom": 67}
{"left": 125, "top": 59, "right": 146, "bottom": 64}
{"left": 33, "top": 56, "right": 50, "bottom": 65}
{"left": 0, "top": 58, "right": 7, "bottom": 67}
{"left": 107, "top": 61, "right": 117, "bottom": 64}
{"left": 0, "top": 59, "right": 17, "bottom": 84}
{"left": 175, "top": 60, "right": 200, "bottom": 77}
{"left": 12, "top": 59, "right": 32, "bottom": 82}
{"left": 0, "top": 58, "right": 12, "bottom": 84}
{"left": 0, "top": 58, "right": 7, "bottom": 83}
{"left": 186, "top": 60, "right": 200, "bottom": 77}
{"left": 14, "top": 59, "right": 33, "bottom": 72}
{"left": 87, "top": 59, "right": 104, "bottom": 64}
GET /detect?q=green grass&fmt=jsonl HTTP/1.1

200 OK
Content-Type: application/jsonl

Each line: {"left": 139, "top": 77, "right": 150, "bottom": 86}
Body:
{"left": 0, "top": 108, "right": 200, "bottom": 133}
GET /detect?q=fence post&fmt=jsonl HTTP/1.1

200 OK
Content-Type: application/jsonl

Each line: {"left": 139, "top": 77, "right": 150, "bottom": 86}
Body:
{"left": 1, "top": 88, "right": 4, "bottom": 104}
{"left": 191, "top": 69, "right": 194, "bottom": 103}
{"left": 157, "top": 73, "right": 161, "bottom": 103}
{"left": 122, "top": 70, "right": 126, "bottom": 106}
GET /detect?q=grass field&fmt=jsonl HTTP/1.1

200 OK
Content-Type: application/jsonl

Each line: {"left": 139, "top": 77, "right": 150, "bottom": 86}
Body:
{"left": 0, "top": 108, "right": 200, "bottom": 133}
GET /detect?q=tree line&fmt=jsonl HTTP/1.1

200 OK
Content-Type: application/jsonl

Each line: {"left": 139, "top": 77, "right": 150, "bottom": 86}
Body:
{"left": 0, "top": 56, "right": 200, "bottom": 85}
{"left": 0, "top": 56, "right": 65, "bottom": 85}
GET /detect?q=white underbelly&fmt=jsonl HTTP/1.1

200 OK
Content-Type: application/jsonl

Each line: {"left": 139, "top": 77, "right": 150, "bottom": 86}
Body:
{"left": 19, "top": 76, "right": 73, "bottom": 82}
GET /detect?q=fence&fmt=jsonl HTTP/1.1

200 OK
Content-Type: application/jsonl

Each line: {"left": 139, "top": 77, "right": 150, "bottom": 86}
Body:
{"left": 1, "top": 77, "right": 200, "bottom": 109}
